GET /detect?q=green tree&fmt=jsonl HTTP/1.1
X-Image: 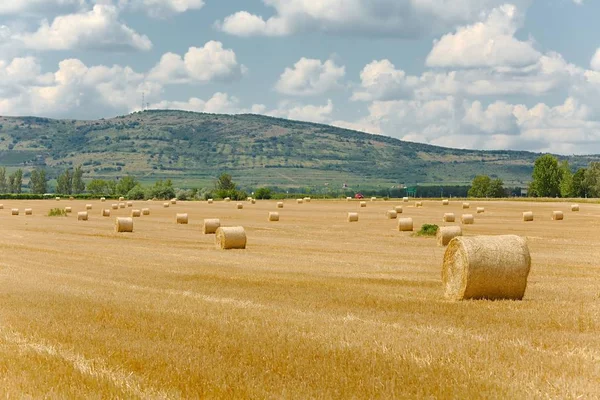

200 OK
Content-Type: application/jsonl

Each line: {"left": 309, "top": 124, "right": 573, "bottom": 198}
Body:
{"left": 30, "top": 168, "right": 48, "bottom": 194}
{"left": 8, "top": 174, "right": 16, "bottom": 193}
{"left": 530, "top": 154, "right": 561, "bottom": 197}
{"left": 255, "top": 187, "right": 272, "bottom": 200}
{"left": 12, "top": 169, "right": 23, "bottom": 194}
{"left": 72, "top": 165, "right": 85, "bottom": 194}
{"left": 216, "top": 173, "right": 236, "bottom": 191}
{"left": 559, "top": 160, "right": 573, "bottom": 198}
{"left": 584, "top": 162, "right": 600, "bottom": 197}
{"left": 0, "top": 167, "right": 6, "bottom": 193}
{"left": 572, "top": 168, "right": 587, "bottom": 198}
{"left": 116, "top": 176, "right": 138, "bottom": 196}
{"left": 468, "top": 175, "right": 491, "bottom": 198}
{"left": 127, "top": 184, "right": 146, "bottom": 200}
{"left": 87, "top": 179, "right": 109, "bottom": 196}
{"left": 148, "top": 179, "right": 175, "bottom": 199}
{"left": 488, "top": 178, "right": 505, "bottom": 198}
{"left": 56, "top": 169, "right": 73, "bottom": 194}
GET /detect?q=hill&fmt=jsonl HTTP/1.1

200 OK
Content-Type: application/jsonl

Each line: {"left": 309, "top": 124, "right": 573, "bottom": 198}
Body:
{"left": 0, "top": 110, "right": 597, "bottom": 190}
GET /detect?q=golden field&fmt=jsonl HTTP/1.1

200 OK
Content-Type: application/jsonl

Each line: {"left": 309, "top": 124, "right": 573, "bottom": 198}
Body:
{"left": 0, "top": 198, "right": 599, "bottom": 399}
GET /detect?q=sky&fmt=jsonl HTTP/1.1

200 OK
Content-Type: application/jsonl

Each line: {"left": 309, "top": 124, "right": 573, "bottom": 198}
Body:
{"left": 1, "top": 0, "right": 600, "bottom": 155}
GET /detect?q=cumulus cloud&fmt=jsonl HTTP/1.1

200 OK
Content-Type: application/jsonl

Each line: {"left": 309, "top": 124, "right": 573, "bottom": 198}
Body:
{"left": 275, "top": 58, "right": 345, "bottom": 96}
{"left": 151, "top": 92, "right": 245, "bottom": 114}
{"left": 591, "top": 48, "right": 600, "bottom": 71}
{"left": 0, "top": 0, "right": 84, "bottom": 15}
{"left": 267, "top": 99, "right": 334, "bottom": 123}
{"left": 115, "top": 0, "right": 205, "bottom": 17}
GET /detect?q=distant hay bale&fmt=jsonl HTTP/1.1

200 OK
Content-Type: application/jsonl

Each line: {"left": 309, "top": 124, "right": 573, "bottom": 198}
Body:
{"left": 398, "top": 218, "right": 413, "bottom": 232}
{"left": 443, "top": 213, "right": 456, "bottom": 222}
{"left": 360, "top": 201, "right": 367, "bottom": 208}
{"left": 0, "top": 204, "right": 3, "bottom": 209}
{"left": 127, "top": 201, "right": 133, "bottom": 207}
{"left": 442, "top": 235, "right": 531, "bottom": 300}
{"left": 247, "top": 197, "right": 253, "bottom": 201}
{"left": 131, "top": 209, "right": 141, "bottom": 218}
{"left": 371, "top": 197, "right": 377, "bottom": 202}
{"left": 115, "top": 217, "right": 133, "bottom": 233}
{"left": 86, "top": 204, "right": 92, "bottom": 210}
{"left": 224, "top": 197, "right": 231, "bottom": 202}
{"left": 461, "top": 214, "right": 474, "bottom": 225}
{"left": 347, "top": 212, "right": 359, "bottom": 222}
{"left": 237, "top": 203, "right": 244, "bottom": 210}
{"left": 207, "top": 199, "right": 214, "bottom": 204}
{"left": 304, "top": 197, "right": 311, "bottom": 203}
{"left": 203, "top": 219, "right": 221, "bottom": 234}
{"left": 100, "top": 197, "right": 106, "bottom": 202}
{"left": 171, "top": 199, "right": 177, "bottom": 205}
{"left": 277, "top": 202, "right": 284, "bottom": 208}
{"left": 176, "top": 213, "right": 189, "bottom": 224}
{"left": 215, "top": 227, "right": 247, "bottom": 250}
{"left": 163, "top": 202, "right": 170, "bottom": 208}
{"left": 69, "top": 197, "right": 74, "bottom": 201}
{"left": 523, "top": 211, "right": 533, "bottom": 222}
{"left": 442, "top": 199, "right": 449, "bottom": 205}
{"left": 65, "top": 207, "right": 72, "bottom": 213}
{"left": 25, "top": 208, "right": 32, "bottom": 215}
{"left": 386, "top": 210, "right": 398, "bottom": 219}
{"left": 403, "top": 197, "right": 409, "bottom": 202}
{"left": 111, "top": 204, "right": 118, "bottom": 210}
{"left": 394, "top": 206, "right": 403, "bottom": 214}
{"left": 77, "top": 211, "right": 88, "bottom": 221}
{"left": 415, "top": 201, "right": 423, "bottom": 208}
{"left": 269, "top": 212, "right": 280, "bottom": 222}
{"left": 55, "top": 197, "right": 60, "bottom": 201}
{"left": 251, "top": 199, "right": 256, "bottom": 204}
{"left": 552, "top": 211, "right": 564, "bottom": 221}
{"left": 11, "top": 208, "right": 18, "bottom": 216}
{"left": 119, "top": 197, "right": 125, "bottom": 202}
{"left": 571, "top": 204, "right": 579, "bottom": 212}
{"left": 297, "top": 199, "right": 304, "bottom": 204}
{"left": 142, "top": 208, "right": 150, "bottom": 215}
{"left": 119, "top": 203, "right": 125, "bottom": 209}
{"left": 346, "top": 197, "right": 352, "bottom": 201}
{"left": 463, "top": 203, "right": 470, "bottom": 209}
{"left": 437, "top": 226, "right": 462, "bottom": 247}
{"left": 476, "top": 207, "right": 485, "bottom": 214}
{"left": 102, "top": 209, "right": 111, "bottom": 217}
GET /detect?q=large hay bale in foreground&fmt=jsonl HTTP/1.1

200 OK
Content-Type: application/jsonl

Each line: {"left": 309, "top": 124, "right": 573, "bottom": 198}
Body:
{"left": 237, "top": 203, "right": 244, "bottom": 210}
{"left": 142, "top": 208, "right": 150, "bottom": 216}
{"left": 442, "top": 235, "right": 531, "bottom": 300}
{"left": 277, "top": 202, "right": 284, "bottom": 208}
{"left": 111, "top": 204, "right": 118, "bottom": 210}
{"left": 552, "top": 211, "right": 564, "bottom": 221}
{"left": 25, "top": 208, "right": 33, "bottom": 215}
{"left": 571, "top": 204, "right": 579, "bottom": 212}
{"left": 216, "top": 227, "right": 247, "bottom": 249}
{"left": 443, "top": 213, "right": 455, "bottom": 223}
{"left": 523, "top": 211, "right": 533, "bottom": 222}
{"left": 269, "top": 212, "right": 280, "bottom": 222}
{"left": 386, "top": 210, "right": 398, "bottom": 219}
{"left": 86, "top": 204, "right": 92, "bottom": 210}
{"left": 398, "top": 218, "right": 413, "bottom": 232}
{"left": 360, "top": 201, "right": 367, "bottom": 208}
{"left": 347, "top": 212, "right": 359, "bottom": 222}
{"left": 115, "top": 217, "right": 133, "bottom": 233}
{"left": 77, "top": 211, "right": 88, "bottom": 221}
{"left": 176, "top": 213, "right": 188, "bottom": 224}
{"left": 131, "top": 209, "right": 141, "bottom": 218}
{"left": 203, "top": 219, "right": 221, "bottom": 234}
{"left": 394, "top": 206, "right": 403, "bottom": 214}
{"left": 461, "top": 214, "right": 474, "bottom": 224}
{"left": 442, "top": 199, "right": 449, "bottom": 205}
{"left": 11, "top": 209, "right": 18, "bottom": 216}
{"left": 102, "top": 209, "right": 111, "bottom": 217}
{"left": 437, "top": 226, "right": 462, "bottom": 247}
{"left": 463, "top": 203, "right": 470, "bottom": 209}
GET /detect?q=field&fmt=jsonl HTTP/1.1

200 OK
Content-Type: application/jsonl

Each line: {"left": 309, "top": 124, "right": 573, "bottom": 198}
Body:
{"left": 0, "top": 198, "right": 599, "bottom": 398}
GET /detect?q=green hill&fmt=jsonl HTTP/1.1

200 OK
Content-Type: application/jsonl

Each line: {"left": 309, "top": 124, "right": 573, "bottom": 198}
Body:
{"left": 0, "top": 110, "right": 597, "bottom": 190}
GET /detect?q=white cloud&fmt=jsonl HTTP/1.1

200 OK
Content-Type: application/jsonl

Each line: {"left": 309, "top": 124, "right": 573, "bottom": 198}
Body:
{"left": 148, "top": 41, "right": 246, "bottom": 84}
{"left": 115, "top": 0, "right": 205, "bottom": 17}
{"left": 15, "top": 5, "right": 152, "bottom": 51}
{"left": 267, "top": 99, "right": 334, "bottom": 123}
{"left": 150, "top": 92, "right": 245, "bottom": 114}
{"left": 0, "top": 0, "right": 84, "bottom": 15}
{"left": 351, "top": 59, "right": 416, "bottom": 101}
{"left": 591, "top": 48, "right": 600, "bottom": 71}
{"left": 275, "top": 58, "right": 345, "bottom": 96}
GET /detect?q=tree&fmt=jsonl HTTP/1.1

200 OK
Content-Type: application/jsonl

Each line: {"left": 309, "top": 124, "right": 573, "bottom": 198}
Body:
{"left": 488, "top": 179, "right": 505, "bottom": 198}
{"left": 10, "top": 169, "right": 23, "bottom": 194}
{"left": 127, "top": 184, "right": 146, "bottom": 200}
{"left": 572, "top": 168, "right": 587, "bottom": 198}
{"left": 255, "top": 187, "right": 272, "bottom": 200}
{"left": 216, "top": 173, "right": 236, "bottom": 191}
{"left": 8, "top": 174, "right": 16, "bottom": 193}
{"left": 530, "top": 154, "right": 560, "bottom": 197}
{"left": 87, "top": 179, "right": 109, "bottom": 196}
{"left": 559, "top": 160, "right": 573, "bottom": 198}
{"left": 584, "top": 162, "right": 600, "bottom": 197}
{"left": 468, "top": 175, "right": 491, "bottom": 198}
{"left": 0, "top": 167, "right": 7, "bottom": 193}
{"left": 72, "top": 165, "right": 85, "bottom": 194}
{"left": 56, "top": 169, "right": 73, "bottom": 194}
{"left": 148, "top": 179, "right": 175, "bottom": 200}
{"left": 30, "top": 168, "right": 48, "bottom": 194}
{"left": 116, "top": 176, "right": 138, "bottom": 196}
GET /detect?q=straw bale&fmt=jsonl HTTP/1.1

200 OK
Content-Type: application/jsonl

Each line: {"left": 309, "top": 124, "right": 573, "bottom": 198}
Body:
{"left": 443, "top": 213, "right": 456, "bottom": 222}
{"left": 65, "top": 207, "right": 72, "bottom": 213}
{"left": 237, "top": 203, "right": 244, "bottom": 210}
{"left": 203, "top": 219, "right": 221, "bottom": 234}
{"left": 347, "top": 212, "right": 359, "bottom": 222}
{"left": 394, "top": 206, "right": 403, "bottom": 214}
{"left": 86, "top": 204, "right": 92, "bottom": 210}
{"left": 277, "top": 202, "right": 284, "bottom": 208}
{"left": 477, "top": 207, "right": 485, "bottom": 214}
{"left": 127, "top": 201, "right": 133, "bottom": 207}
{"left": 142, "top": 208, "right": 150, "bottom": 215}
{"left": 386, "top": 210, "right": 398, "bottom": 219}
{"left": 224, "top": 197, "right": 231, "bottom": 202}
{"left": 25, "top": 208, "right": 32, "bottom": 215}
{"left": 437, "top": 226, "right": 462, "bottom": 247}
{"left": 461, "top": 214, "right": 474, "bottom": 224}
{"left": 442, "top": 199, "right": 449, "bottom": 205}
{"left": 215, "top": 227, "right": 247, "bottom": 249}
{"left": 163, "top": 202, "right": 170, "bottom": 208}
{"left": 77, "top": 211, "right": 88, "bottom": 221}
{"left": 119, "top": 203, "right": 125, "bottom": 209}
{"left": 523, "top": 211, "right": 533, "bottom": 222}
{"left": 415, "top": 201, "right": 423, "bottom": 208}
{"left": 131, "top": 209, "right": 141, "bottom": 218}
{"left": 360, "top": 201, "right": 367, "bottom": 208}
{"left": 403, "top": 197, "right": 409, "bottom": 202}
{"left": 208, "top": 199, "right": 214, "bottom": 204}
{"left": 111, "top": 204, "right": 118, "bottom": 210}
{"left": 102, "top": 209, "right": 111, "bottom": 217}
{"left": 398, "top": 218, "right": 413, "bottom": 232}
{"left": 115, "top": 217, "right": 133, "bottom": 233}
{"left": 176, "top": 213, "right": 188, "bottom": 224}
{"left": 100, "top": 197, "right": 106, "bottom": 202}
{"left": 463, "top": 203, "right": 470, "bottom": 209}
{"left": 11, "top": 209, "right": 18, "bottom": 216}
{"left": 269, "top": 212, "right": 280, "bottom": 222}
{"left": 571, "top": 204, "right": 579, "bottom": 212}
{"left": 552, "top": 211, "right": 564, "bottom": 221}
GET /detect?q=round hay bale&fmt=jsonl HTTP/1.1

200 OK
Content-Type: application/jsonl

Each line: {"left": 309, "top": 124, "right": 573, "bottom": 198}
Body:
{"left": 55, "top": 197, "right": 60, "bottom": 201}
{"left": 360, "top": 201, "right": 367, "bottom": 208}
{"left": 142, "top": 208, "right": 150, "bottom": 216}
{"left": 304, "top": 197, "right": 311, "bottom": 203}
{"left": 0, "top": 204, "right": 3, "bottom": 209}
{"left": 403, "top": 197, "right": 409, "bottom": 203}
{"left": 11, "top": 208, "right": 18, "bottom": 216}
{"left": 102, "top": 209, "right": 111, "bottom": 217}
{"left": 371, "top": 197, "right": 377, "bottom": 202}
{"left": 86, "top": 204, "right": 92, "bottom": 210}
{"left": 269, "top": 212, "right": 280, "bottom": 222}
{"left": 247, "top": 197, "right": 253, "bottom": 201}
{"left": 297, "top": 199, "right": 304, "bottom": 204}
{"left": 119, "top": 197, "right": 125, "bottom": 202}
{"left": 571, "top": 204, "right": 579, "bottom": 212}
{"left": 346, "top": 197, "right": 352, "bottom": 201}
{"left": 237, "top": 203, "right": 244, "bottom": 210}
{"left": 461, "top": 214, "right": 474, "bottom": 225}
{"left": 523, "top": 211, "right": 533, "bottom": 222}
{"left": 216, "top": 227, "right": 247, "bottom": 250}
{"left": 224, "top": 197, "right": 231, "bottom": 202}
{"left": 111, "top": 204, "right": 118, "bottom": 210}
{"left": 115, "top": 217, "right": 133, "bottom": 233}
{"left": 77, "top": 211, "right": 88, "bottom": 221}
{"left": 415, "top": 201, "right": 423, "bottom": 208}
{"left": 171, "top": 199, "right": 177, "bottom": 205}
{"left": 552, "top": 211, "right": 564, "bottom": 221}
{"left": 207, "top": 199, "right": 214, "bottom": 204}
{"left": 69, "top": 197, "right": 74, "bottom": 201}
{"left": 127, "top": 201, "right": 133, "bottom": 207}
{"left": 277, "top": 202, "right": 284, "bottom": 208}
{"left": 442, "top": 199, "right": 449, "bottom": 205}
{"left": 131, "top": 209, "right": 141, "bottom": 218}
{"left": 100, "top": 197, "right": 106, "bottom": 202}
{"left": 65, "top": 207, "right": 72, "bottom": 213}
{"left": 437, "top": 226, "right": 462, "bottom": 247}
{"left": 163, "top": 202, "right": 170, "bottom": 208}
{"left": 442, "top": 235, "right": 531, "bottom": 300}
{"left": 463, "top": 203, "right": 470, "bottom": 209}
{"left": 119, "top": 203, "right": 126, "bottom": 209}
{"left": 251, "top": 199, "right": 256, "bottom": 204}
{"left": 203, "top": 219, "right": 221, "bottom": 234}
{"left": 347, "top": 212, "right": 359, "bottom": 222}
{"left": 386, "top": 210, "right": 398, "bottom": 219}
{"left": 398, "top": 218, "right": 413, "bottom": 232}
{"left": 443, "top": 213, "right": 456, "bottom": 223}
{"left": 476, "top": 207, "right": 485, "bottom": 214}
{"left": 25, "top": 208, "right": 33, "bottom": 215}
{"left": 394, "top": 206, "right": 403, "bottom": 214}
{"left": 176, "top": 213, "right": 188, "bottom": 224}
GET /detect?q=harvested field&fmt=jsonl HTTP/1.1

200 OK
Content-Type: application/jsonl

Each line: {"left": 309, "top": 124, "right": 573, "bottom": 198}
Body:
{"left": 0, "top": 199, "right": 598, "bottom": 398}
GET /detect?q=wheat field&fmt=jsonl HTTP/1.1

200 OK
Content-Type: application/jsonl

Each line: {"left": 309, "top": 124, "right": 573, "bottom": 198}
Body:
{"left": 0, "top": 199, "right": 599, "bottom": 399}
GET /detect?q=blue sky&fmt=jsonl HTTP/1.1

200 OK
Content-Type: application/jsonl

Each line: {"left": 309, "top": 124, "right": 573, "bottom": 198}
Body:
{"left": 1, "top": 0, "right": 599, "bottom": 154}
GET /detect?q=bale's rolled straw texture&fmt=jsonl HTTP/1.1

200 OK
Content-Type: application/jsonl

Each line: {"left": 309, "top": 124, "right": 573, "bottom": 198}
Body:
{"left": 102, "top": 209, "right": 111, "bottom": 217}
{"left": 142, "top": 208, "right": 150, "bottom": 215}
{"left": 65, "top": 207, "right": 72, "bottom": 213}
{"left": 442, "top": 199, "right": 449, "bottom": 205}
{"left": 237, "top": 203, "right": 244, "bottom": 210}
{"left": 176, "top": 213, "right": 189, "bottom": 224}
{"left": 437, "top": 226, "right": 462, "bottom": 247}
{"left": 119, "top": 203, "right": 125, "bottom": 209}
{"left": 215, "top": 227, "right": 247, "bottom": 250}
{"left": 77, "top": 211, "right": 88, "bottom": 221}
{"left": 224, "top": 197, "right": 231, "bottom": 202}
{"left": 119, "top": 197, "right": 125, "bottom": 202}
{"left": 463, "top": 203, "right": 470, "bottom": 209}
{"left": 346, "top": 197, "right": 352, "bottom": 201}
{"left": 11, "top": 209, "right": 18, "bottom": 216}
{"left": 131, "top": 209, "right": 141, "bottom": 218}
{"left": 398, "top": 218, "right": 413, "bottom": 232}
{"left": 115, "top": 217, "right": 133, "bottom": 233}
{"left": 100, "top": 197, "right": 106, "bottom": 202}
{"left": 277, "top": 202, "right": 284, "bottom": 208}
{"left": 477, "top": 207, "right": 485, "bottom": 214}
{"left": 552, "top": 211, "right": 564, "bottom": 221}
{"left": 415, "top": 201, "right": 423, "bottom": 208}
{"left": 163, "top": 202, "right": 170, "bottom": 208}
{"left": 386, "top": 210, "right": 398, "bottom": 219}
{"left": 111, "top": 204, "right": 118, "bottom": 210}
{"left": 443, "top": 213, "right": 456, "bottom": 223}
{"left": 297, "top": 199, "right": 304, "bottom": 204}
{"left": 461, "top": 214, "right": 474, "bottom": 225}
{"left": 208, "top": 199, "right": 214, "bottom": 204}
{"left": 571, "top": 204, "right": 579, "bottom": 212}
{"left": 523, "top": 211, "right": 534, "bottom": 222}
{"left": 360, "top": 201, "right": 367, "bottom": 208}
{"left": 347, "top": 212, "right": 359, "bottom": 222}
{"left": 403, "top": 197, "right": 409, "bottom": 202}
{"left": 269, "top": 212, "right": 280, "bottom": 222}
{"left": 25, "top": 208, "right": 32, "bottom": 215}
{"left": 394, "top": 206, "right": 403, "bottom": 214}
{"left": 442, "top": 235, "right": 531, "bottom": 300}
{"left": 171, "top": 199, "right": 177, "bottom": 205}
{"left": 371, "top": 197, "right": 377, "bottom": 202}
{"left": 203, "top": 219, "right": 221, "bottom": 234}
{"left": 86, "top": 204, "right": 92, "bottom": 210}
{"left": 127, "top": 201, "right": 133, "bottom": 207}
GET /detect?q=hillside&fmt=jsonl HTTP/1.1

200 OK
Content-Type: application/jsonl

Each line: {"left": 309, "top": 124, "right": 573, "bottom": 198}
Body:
{"left": 0, "top": 110, "right": 597, "bottom": 189}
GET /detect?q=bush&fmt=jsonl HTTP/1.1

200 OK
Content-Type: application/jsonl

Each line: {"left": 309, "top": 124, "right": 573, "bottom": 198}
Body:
{"left": 127, "top": 184, "right": 146, "bottom": 200}
{"left": 416, "top": 224, "right": 439, "bottom": 237}
{"left": 255, "top": 187, "right": 272, "bottom": 200}
{"left": 48, "top": 208, "right": 67, "bottom": 217}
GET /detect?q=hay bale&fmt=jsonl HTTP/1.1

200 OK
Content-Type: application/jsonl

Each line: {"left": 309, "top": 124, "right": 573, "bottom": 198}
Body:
{"left": 65, "top": 207, "right": 72, "bottom": 213}
{"left": 398, "top": 218, "right": 413, "bottom": 232}
{"left": 463, "top": 203, "right": 470, "bottom": 209}
{"left": 176, "top": 213, "right": 188, "bottom": 224}
{"left": 171, "top": 199, "right": 177, "bottom": 205}
{"left": 0, "top": 204, "right": 3, "bottom": 209}
{"left": 127, "top": 201, "right": 133, "bottom": 207}
{"left": 269, "top": 212, "right": 280, "bottom": 222}
{"left": 523, "top": 211, "right": 533, "bottom": 222}
{"left": 142, "top": 208, "right": 150, "bottom": 215}
{"left": 77, "top": 211, "right": 88, "bottom": 221}
{"left": 277, "top": 202, "right": 284, "bottom": 208}
{"left": 461, "top": 214, "right": 474, "bottom": 225}
{"left": 476, "top": 207, "right": 485, "bottom": 214}
{"left": 415, "top": 201, "right": 423, "bottom": 208}
{"left": 215, "top": 227, "right": 247, "bottom": 250}
{"left": 131, "top": 209, "right": 141, "bottom": 218}
{"left": 347, "top": 212, "right": 359, "bottom": 222}
{"left": 237, "top": 203, "right": 244, "bottom": 210}
{"left": 208, "top": 199, "right": 214, "bottom": 204}
{"left": 224, "top": 197, "right": 231, "bottom": 202}
{"left": 25, "top": 208, "right": 32, "bottom": 215}
{"left": 247, "top": 197, "right": 253, "bottom": 201}
{"left": 394, "top": 206, "right": 403, "bottom": 214}
{"left": 115, "top": 217, "right": 133, "bottom": 233}
{"left": 442, "top": 235, "right": 531, "bottom": 300}
{"left": 69, "top": 197, "right": 74, "bottom": 201}
{"left": 111, "top": 204, "right": 118, "bottom": 210}
{"left": 386, "top": 210, "right": 398, "bottom": 219}
{"left": 443, "top": 213, "right": 455, "bottom": 223}
{"left": 11, "top": 208, "right": 18, "bottom": 216}
{"left": 360, "top": 201, "right": 367, "bottom": 208}
{"left": 119, "top": 203, "right": 126, "bottom": 209}
{"left": 86, "top": 204, "right": 92, "bottom": 210}
{"left": 437, "top": 226, "right": 462, "bottom": 247}
{"left": 571, "top": 204, "right": 579, "bottom": 212}
{"left": 163, "top": 202, "right": 170, "bottom": 208}
{"left": 552, "top": 211, "right": 564, "bottom": 221}
{"left": 203, "top": 219, "right": 221, "bottom": 234}
{"left": 442, "top": 199, "right": 449, "bottom": 205}
{"left": 297, "top": 199, "right": 303, "bottom": 204}
{"left": 102, "top": 209, "right": 111, "bottom": 217}
{"left": 119, "top": 197, "right": 125, "bottom": 201}
{"left": 403, "top": 197, "right": 409, "bottom": 202}
{"left": 346, "top": 197, "right": 352, "bottom": 201}
{"left": 304, "top": 197, "right": 311, "bottom": 203}
{"left": 55, "top": 197, "right": 60, "bottom": 201}
{"left": 371, "top": 197, "right": 377, "bottom": 202}
{"left": 251, "top": 199, "right": 256, "bottom": 204}
{"left": 100, "top": 197, "right": 106, "bottom": 202}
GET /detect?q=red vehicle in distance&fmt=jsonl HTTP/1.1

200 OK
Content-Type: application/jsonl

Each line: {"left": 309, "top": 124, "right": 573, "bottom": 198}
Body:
{"left": 354, "top": 193, "right": 364, "bottom": 199}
